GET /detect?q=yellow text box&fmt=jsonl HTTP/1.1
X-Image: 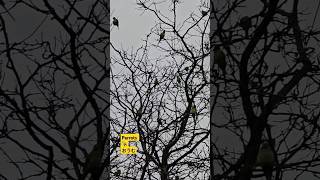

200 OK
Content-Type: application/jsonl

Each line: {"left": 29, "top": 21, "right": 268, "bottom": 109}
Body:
{"left": 120, "top": 133, "right": 139, "bottom": 155}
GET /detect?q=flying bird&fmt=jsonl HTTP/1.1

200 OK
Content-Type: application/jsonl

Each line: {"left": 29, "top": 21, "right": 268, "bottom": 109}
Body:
{"left": 239, "top": 16, "right": 251, "bottom": 38}
{"left": 113, "top": 17, "right": 119, "bottom": 28}
{"left": 213, "top": 46, "right": 226, "bottom": 76}
{"left": 256, "top": 141, "right": 274, "bottom": 180}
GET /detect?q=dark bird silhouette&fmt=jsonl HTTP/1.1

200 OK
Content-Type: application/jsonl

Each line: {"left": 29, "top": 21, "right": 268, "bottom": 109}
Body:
{"left": 256, "top": 141, "right": 274, "bottom": 180}
{"left": 239, "top": 16, "right": 252, "bottom": 38}
{"left": 177, "top": 75, "right": 181, "bottom": 84}
{"left": 201, "top": 10, "right": 208, "bottom": 17}
{"left": 83, "top": 143, "right": 104, "bottom": 179}
{"left": 159, "top": 30, "right": 165, "bottom": 42}
{"left": 113, "top": 17, "right": 119, "bottom": 28}
{"left": 114, "top": 169, "right": 121, "bottom": 177}
{"left": 154, "top": 78, "right": 159, "bottom": 86}
{"left": 190, "top": 103, "right": 197, "bottom": 120}
{"left": 213, "top": 46, "right": 226, "bottom": 75}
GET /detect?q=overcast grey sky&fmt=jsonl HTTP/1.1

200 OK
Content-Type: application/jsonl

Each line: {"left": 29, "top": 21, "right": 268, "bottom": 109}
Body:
{"left": 110, "top": 0, "right": 320, "bottom": 180}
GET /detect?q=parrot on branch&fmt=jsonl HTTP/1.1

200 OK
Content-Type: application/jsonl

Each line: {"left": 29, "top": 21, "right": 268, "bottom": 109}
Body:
{"left": 190, "top": 103, "right": 197, "bottom": 120}
{"left": 213, "top": 46, "right": 226, "bottom": 76}
{"left": 159, "top": 30, "right": 165, "bottom": 43}
{"left": 115, "top": 169, "right": 121, "bottom": 177}
{"left": 113, "top": 17, "right": 119, "bottom": 28}
{"left": 239, "top": 16, "right": 252, "bottom": 38}
{"left": 137, "top": 107, "right": 143, "bottom": 117}
{"left": 83, "top": 143, "right": 103, "bottom": 178}
{"left": 201, "top": 10, "right": 208, "bottom": 17}
{"left": 154, "top": 78, "right": 159, "bottom": 86}
{"left": 256, "top": 141, "right": 274, "bottom": 180}
{"left": 177, "top": 75, "right": 181, "bottom": 84}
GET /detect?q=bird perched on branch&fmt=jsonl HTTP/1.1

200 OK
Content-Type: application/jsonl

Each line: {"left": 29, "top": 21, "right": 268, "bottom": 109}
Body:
{"left": 204, "top": 42, "right": 209, "bottom": 51}
{"left": 190, "top": 103, "right": 197, "bottom": 120}
{"left": 177, "top": 75, "right": 181, "bottom": 84}
{"left": 83, "top": 144, "right": 103, "bottom": 178}
{"left": 256, "top": 141, "right": 274, "bottom": 180}
{"left": 154, "top": 78, "right": 159, "bottom": 86}
{"left": 159, "top": 30, "right": 165, "bottom": 43}
{"left": 239, "top": 16, "right": 252, "bottom": 38}
{"left": 157, "top": 118, "right": 163, "bottom": 126}
{"left": 177, "top": 71, "right": 183, "bottom": 84}
{"left": 115, "top": 169, "right": 121, "bottom": 177}
{"left": 113, "top": 17, "right": 119, "bottom": 28}
{"left": 213, "top": 46, "right": 226, "bottom": 76}
{"left": 0, "top": 0, "right": 15, "bottom": 21}
{"left": 137, "top": 107, "right": 143, "bottom": 117}
{"left": 201, "top": 10, "right": 208, "bottom": 17}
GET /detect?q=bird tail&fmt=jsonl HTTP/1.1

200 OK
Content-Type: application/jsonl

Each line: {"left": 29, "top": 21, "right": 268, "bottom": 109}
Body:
{"left": 245, "top": 29, "right": 249, "bottom": 38}
{"left": 192, "top": 114, "right": 197, "bottom": 120}
{"left": 263, "top": 166, "right": 273, "bottom": 180}
{"left": 266, "top": 173, "right": 272, "bottom": 180}
{"left": 222, "top": 69, "right": 227, "bottom": 86}
{"left": 222, "top": 69, "right": 226, "bottom": 76}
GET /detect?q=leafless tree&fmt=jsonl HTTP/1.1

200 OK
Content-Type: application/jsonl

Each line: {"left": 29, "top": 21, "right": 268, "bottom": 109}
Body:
{"left": 0, "top": 0, "right": 111, "bottom": 179}
{"left": 1, "top": 0, "right": 320, "bottom": 180}
{"left": 209, "top": 0, "right": 320, "bottom": 180}
{"left": 109, "top": 0, "right": 211, "bottom": 179}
